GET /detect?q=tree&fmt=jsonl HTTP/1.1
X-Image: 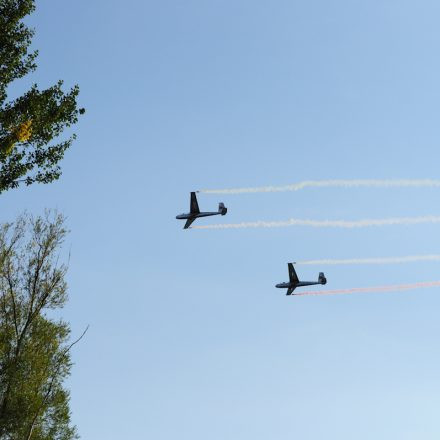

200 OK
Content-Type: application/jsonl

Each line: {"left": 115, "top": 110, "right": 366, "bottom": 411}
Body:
{"left": 0, "top": 212, "right": 81, "bottom": 440}
{"left": 0, "top": 0, "right": 84, "bottom": 193}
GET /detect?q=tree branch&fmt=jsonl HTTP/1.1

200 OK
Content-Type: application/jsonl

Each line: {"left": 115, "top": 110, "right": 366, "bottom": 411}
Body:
{"left": 24, "top": 325, "right": 89, "bottom": 440}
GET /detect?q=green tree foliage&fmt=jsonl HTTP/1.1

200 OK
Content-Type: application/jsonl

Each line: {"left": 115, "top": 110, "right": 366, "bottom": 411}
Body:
{"left": 0, "top": 212, "right": 79, "bottom": 440}
{"left": 0, "top": 0, "right": 84, "bottom": 193}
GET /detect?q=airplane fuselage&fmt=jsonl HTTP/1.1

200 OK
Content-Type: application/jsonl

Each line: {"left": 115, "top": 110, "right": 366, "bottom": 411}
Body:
{"left": 176, "top": 211, "right": 222, "bottom": 220}
{"left": 276, "top": 281, "right": 323, "bottom": 289}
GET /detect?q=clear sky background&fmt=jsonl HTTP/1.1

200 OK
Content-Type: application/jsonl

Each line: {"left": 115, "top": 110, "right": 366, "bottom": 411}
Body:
{"left": 4, "top": 0, "right": 440, "bottom": 438}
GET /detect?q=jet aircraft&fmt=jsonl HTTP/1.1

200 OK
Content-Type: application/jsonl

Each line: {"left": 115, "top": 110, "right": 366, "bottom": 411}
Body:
{"left": 276, "top": 263, "right": 327, "bottom": 295}
{"left": 176, "top": 192, "right": 227, "bottom": 229}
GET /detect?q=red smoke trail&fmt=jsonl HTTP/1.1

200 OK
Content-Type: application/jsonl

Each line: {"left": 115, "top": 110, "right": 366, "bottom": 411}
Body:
{"left": 294, "top": 281, "right": 440, "bottom": 296}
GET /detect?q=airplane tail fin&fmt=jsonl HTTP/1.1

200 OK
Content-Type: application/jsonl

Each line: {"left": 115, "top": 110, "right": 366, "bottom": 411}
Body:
{"left": 218, "top": 203, "right": 227, "bottom": 215}
{"left": 318, "top": 272, "right": 327, "bottom": 285}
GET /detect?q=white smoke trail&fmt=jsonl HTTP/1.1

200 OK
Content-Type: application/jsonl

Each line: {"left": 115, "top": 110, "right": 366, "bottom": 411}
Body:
{"left": 192, "top": 215, "right": 440, "bottom": 229}
{"left": 200, "top": 179, "right": 440, "bottom": 194}
{"left": 294, "top": 281, "right": 440, "bottom": 296}
{"left": 296, "top": 255, "right": 440, "bottom": 265}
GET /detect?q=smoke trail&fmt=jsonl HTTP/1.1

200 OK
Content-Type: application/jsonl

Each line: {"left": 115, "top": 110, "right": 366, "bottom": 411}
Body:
{"left": 200, "top": 179, "right": 440, "bottom": 194}
{"left": 192, "top": 215, "right": 440, "bottom": 229}
{"left": 296, "top": 255, "right": 440, "bottom": 265}
{"left": 294, "top": 281, "right": 440, "bottom": 296}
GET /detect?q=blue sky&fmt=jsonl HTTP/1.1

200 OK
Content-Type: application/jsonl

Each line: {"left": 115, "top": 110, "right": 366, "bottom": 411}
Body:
{"left": 4, "top": 0, "right": 440, "bottom": 438}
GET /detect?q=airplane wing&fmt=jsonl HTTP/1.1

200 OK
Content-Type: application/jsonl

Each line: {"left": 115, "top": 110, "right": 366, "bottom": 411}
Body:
{"left": 288, "top": 263, "right": 299, "bottom": 284}
{"left": 286, "top": 287, "right": 295, "bottom": 295}
{"left": 184, "top": 218, "right": 196, "bottom": 229}
{"left": 190, "top": 192, "right": 200, "bottom": 214}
